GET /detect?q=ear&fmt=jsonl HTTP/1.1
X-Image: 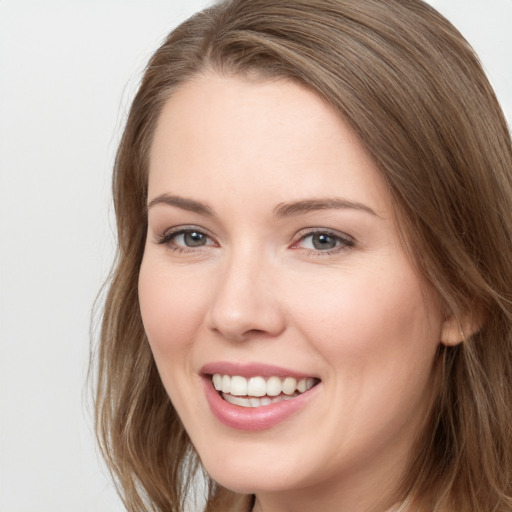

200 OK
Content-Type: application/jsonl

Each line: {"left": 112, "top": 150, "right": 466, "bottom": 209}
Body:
{"left": 440, "top": 310, "right": 483, "bottom": 346}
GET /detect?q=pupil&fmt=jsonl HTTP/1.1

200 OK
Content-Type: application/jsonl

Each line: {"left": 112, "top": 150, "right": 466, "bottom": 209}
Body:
{"left": 184, "top": 232, "right": 205, "bottom": 247}
{"left": 313, "top": 234, "right": 336, "bottom": 250}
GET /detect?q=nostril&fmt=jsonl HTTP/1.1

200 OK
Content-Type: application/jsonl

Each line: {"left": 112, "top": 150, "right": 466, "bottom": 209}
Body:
{"left": 209, "top": 325, "right": 279, "bottom": 343}
{"left": 245, "top": 328, "right": 267, "bottom": 337}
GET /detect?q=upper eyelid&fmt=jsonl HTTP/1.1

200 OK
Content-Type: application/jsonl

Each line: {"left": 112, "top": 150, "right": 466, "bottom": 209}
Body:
{"left": 161, "top": 225, "right": 213, "bottom": 237}
{"left": 155, "top": 225, "right": 216, "bottom": 246}
{"left": 291, "top": 228, "right": 356, "bottom": 253}
{"left": 154, "top": 225, "right": 355, "bottom": 248}
{"left": 294, "top": 227, "right": 354, "bottom": 241}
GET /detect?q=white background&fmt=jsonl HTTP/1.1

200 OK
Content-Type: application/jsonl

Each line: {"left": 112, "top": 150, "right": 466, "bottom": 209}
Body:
{"left": 0, "top": 1, "right": 510, "bottom": 511}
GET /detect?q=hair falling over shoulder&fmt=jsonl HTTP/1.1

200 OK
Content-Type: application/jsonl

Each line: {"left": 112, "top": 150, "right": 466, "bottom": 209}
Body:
{"left": 93, "top": 1, "right": 512, "bottom": 511}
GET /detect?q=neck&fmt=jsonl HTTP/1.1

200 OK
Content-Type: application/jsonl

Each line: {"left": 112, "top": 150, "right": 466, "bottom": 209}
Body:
{"left": 252, "top": 496, "right": 413, "bottom": 512}
{"left": 249, "top": 460, "right": 410, "bottom": 512}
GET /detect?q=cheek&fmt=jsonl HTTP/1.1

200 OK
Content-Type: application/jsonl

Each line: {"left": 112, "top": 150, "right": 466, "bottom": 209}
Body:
{"left": 138, "top": 255, "right": 208, "bottom": 358}
{"left": 288, "top": 265, "right": 442, "bottom": 454}
{"left": 289, "top": 262, "right": 441, "bottom": 374}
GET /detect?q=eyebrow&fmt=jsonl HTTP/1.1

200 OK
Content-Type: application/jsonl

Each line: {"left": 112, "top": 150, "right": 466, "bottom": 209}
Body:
{"left": 147, "top": 194, "right": 214, "bottom": 216}
{"left": 146, "top": 193, "right": 378, "bottom": 218}
{"left": 273, "top": 198, "right": 378, "bottom": 218}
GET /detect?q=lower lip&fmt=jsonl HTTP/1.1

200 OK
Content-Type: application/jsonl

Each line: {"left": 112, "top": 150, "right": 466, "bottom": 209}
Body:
{"left": 203, "top": 377, "right": 319, "bottom": 431}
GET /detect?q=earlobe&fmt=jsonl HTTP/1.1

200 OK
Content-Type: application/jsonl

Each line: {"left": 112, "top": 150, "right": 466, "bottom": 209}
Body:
{"left": 440, "top": 311, "right": 483, "bottom": 346}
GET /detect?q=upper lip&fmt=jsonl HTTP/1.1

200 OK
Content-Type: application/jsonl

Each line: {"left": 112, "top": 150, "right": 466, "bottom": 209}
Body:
{"left": 200, "top": 361, "right": 318, "bottom": 379}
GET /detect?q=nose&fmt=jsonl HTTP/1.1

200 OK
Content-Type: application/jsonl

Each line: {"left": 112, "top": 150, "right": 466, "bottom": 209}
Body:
{"left": 206, "top": 252, "right": 286, "bottom": 342}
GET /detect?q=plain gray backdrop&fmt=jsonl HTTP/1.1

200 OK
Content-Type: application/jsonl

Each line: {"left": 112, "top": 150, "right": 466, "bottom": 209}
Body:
{"left": 0, "top": 1, "right": 511, "bottom": 511}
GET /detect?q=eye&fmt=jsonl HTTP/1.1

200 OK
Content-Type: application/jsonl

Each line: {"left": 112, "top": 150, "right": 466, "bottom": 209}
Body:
{"left": 156, "top": 227, "right": 216, "bottom": 251}
{"left": 302, "top": 233, "right": 338, "bottom": 250}
{"left": 294, "top": 229, "right": 354, "bottom": 254}
{"left": 173, "top": 230, "right": 211, "bottom": 247}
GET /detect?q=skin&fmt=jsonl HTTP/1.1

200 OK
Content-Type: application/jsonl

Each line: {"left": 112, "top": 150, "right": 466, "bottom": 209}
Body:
{"left": 138, "top": 73, "right": 459, "bottom": 512}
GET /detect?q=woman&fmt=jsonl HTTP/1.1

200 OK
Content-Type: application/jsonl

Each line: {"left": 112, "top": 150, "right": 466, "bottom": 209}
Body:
{"left": 94, "top": 0, "right": 512, "bottom": 511}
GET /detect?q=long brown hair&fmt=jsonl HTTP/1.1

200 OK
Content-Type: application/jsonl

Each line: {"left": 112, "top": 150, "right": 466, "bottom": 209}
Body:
{"left": 94, "top": 1, "right": 512, "bottom": 510}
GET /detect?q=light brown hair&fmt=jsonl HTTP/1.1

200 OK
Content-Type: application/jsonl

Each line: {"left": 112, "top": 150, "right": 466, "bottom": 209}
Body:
{"left": 94, "top": 1, "right": 512, "bottom": 510}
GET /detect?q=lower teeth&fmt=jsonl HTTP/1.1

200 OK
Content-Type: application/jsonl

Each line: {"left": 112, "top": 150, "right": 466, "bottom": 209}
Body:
{"left": 222, "top": 392, "right": 299, "bottom": 408}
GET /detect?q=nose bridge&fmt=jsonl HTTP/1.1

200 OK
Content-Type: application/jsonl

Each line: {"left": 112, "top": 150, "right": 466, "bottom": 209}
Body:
{"left": 207, "top": 244, "right": 285, "bottom": 341}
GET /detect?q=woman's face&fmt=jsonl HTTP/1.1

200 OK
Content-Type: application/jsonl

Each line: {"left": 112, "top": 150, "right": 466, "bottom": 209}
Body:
{"left": 139, "top": 73, "right": 448, "bottom": 509}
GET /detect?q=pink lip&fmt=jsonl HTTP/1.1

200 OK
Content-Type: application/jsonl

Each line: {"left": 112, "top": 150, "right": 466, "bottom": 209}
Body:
{"left": 200, "top": 361, "right": 315, "bottom": 379}
{"left": 200, "top": 362, "right": 320, "bottom": 431}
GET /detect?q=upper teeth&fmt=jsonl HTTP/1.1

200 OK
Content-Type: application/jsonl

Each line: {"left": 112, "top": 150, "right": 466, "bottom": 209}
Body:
{"left": 211, "top": 374, "right": 316, "bottom": 397}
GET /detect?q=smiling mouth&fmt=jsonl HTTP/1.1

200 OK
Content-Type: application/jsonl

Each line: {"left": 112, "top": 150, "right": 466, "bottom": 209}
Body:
{"left": 211, "top": 374, "right": 320, "bottom": 408}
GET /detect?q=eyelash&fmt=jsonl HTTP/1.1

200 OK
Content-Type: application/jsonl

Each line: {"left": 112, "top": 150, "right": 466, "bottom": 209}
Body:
{"left": 155, "top": 226, "right": 355, "bottom": 256}
{"left": 292, "top": 229, "right": 355, "bottom": 255}
{"left": 156, "top": 226, "right": 216, "bottom": 254}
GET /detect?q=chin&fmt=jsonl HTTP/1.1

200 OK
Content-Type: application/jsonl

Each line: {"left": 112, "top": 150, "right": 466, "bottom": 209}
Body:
{"left": 197, "top": 441, "right": 318, "bottom": 496}
{"left": 206, "top": 466, "right": 296, "bottom": 495}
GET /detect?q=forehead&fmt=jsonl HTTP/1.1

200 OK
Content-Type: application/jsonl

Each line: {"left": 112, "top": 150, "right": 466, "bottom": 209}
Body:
{"left": 148, "top": 72, "right": 390, "bottom": 218}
